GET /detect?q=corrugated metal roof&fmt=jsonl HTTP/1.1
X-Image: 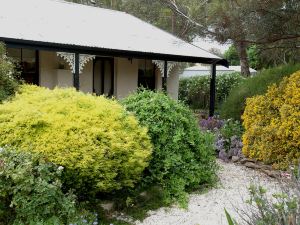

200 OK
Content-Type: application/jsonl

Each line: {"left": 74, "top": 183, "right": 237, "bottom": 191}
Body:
{"left": 0, "top": 0, "right": 227, "bottom": 65}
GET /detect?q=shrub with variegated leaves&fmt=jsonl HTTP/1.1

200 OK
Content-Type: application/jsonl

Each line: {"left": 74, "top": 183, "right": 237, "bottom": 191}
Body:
{"left": 242, "top": 70, "right": 300, "bottom": 169}
{"left": 0, "top": 85, "right": 152, "bottom": 197}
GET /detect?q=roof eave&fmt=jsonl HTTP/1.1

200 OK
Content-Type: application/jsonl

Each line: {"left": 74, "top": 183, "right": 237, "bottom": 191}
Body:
{"left": 0, "top": 37, "right": 229, "bottom": 67}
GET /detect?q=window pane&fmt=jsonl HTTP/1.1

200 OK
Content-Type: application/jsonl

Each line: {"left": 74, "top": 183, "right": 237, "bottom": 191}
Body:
{"left": 138, "top": 59, "right": 155, "bottom": 90}
{"left": 7, "top": 48, "right": 21, "bottom": 61}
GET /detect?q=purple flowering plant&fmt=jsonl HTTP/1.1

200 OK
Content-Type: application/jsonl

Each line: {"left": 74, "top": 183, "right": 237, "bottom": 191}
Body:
{"left": 199, "top": 117, "right": 224, "bottom": 131}
{"left": 199, "top": 117, "right": 244, "bottom": 161}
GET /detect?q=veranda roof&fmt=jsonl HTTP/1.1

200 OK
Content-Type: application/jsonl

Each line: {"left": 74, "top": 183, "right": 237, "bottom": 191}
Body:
{"left": 0, "top": 0, "right": 227, "bottom": 66}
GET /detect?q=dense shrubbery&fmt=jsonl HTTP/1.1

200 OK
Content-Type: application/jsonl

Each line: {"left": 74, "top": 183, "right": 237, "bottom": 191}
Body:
{"left": 179, "top": 72, "right": 243, "bottom": 110}
{"left": 0, "top": 148, "right": 76, "bottom": 224}
{"left": 242, "top": 70, "right": 300, "bottom": 169}
{"left": 123, "top": 90, "right": 217, "bottom": 204}
{"left": 0, "top": 42, "right": 20, "bottom": 102}
{"left": 0, "top": 148, "right": 110, "bottom": 225}
{"left": 220, "top": 63, "right": 300, "bottom": 120}
{"left": 0, "top": 85, "right": 152, "bottom": 197}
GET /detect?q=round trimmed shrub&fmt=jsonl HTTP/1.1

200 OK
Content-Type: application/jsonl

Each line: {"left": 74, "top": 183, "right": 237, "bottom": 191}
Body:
{"left": 122, "top": 90, "right": 217, "bottom": 203}
{"left": 0, "top": 85, "right": 152, "bottom": 196}
{"left": 242, "top": 70, "right": 300, "bottom": 169}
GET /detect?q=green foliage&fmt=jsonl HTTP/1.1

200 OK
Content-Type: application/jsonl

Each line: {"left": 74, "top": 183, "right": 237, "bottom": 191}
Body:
{"left": 224, "top": 209, "right": 237, "bottom": 225}
{"left": 247, "top": 45, "right": 259, "bottom": 70}
{"left": 224, "top": 45, "right": 240, "bottom": 66}
{"left": 0, "top": 148, "right": 76, "bottom": 225}
{"left": 224, "top": 44, "right": 260, "bottom": 69}
{"left": 220, "top": 63, "right": 300, "bottom": 120}
{"left": 0, "top": 42, "right": 20, "bottom": 102}
{"left": 122, "top": 90, "right": 217, "bottom": 205}
{"left": 242, "top": 184, "right": 299, "bottom": 225}
{"left": 0, "top": 85, "right": 152, "bottom": 197}
{"left": 221, "top": 120, "right": 243, "bottom": 140}
{"left": 179, "top": 72, "right": 244, "bottom": 110}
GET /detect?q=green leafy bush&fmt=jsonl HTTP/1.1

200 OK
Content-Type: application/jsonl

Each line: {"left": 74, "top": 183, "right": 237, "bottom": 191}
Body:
{"left": 220, "top": 63, "right": 300, "bottom": 120}
{"left": 0, "top": 148, "right": 76, "bottom": 225}
{"left": 221, "top": 120, "right": 243, "bottom": 140}
{"left": 0, "top": 85, "right": 152, "bottom": 197}
{"left": 0, "top": 42, "right": 20, "bottom": 102}
{"left": 179, "top": 72, "right": 243, "bottom": 110}
{"left": 122, "top": 90, "right": 217, "bottom": 204}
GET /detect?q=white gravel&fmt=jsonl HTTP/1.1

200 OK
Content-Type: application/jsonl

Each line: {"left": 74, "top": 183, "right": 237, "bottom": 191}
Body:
{"left": 134, "top": 160, "right": 281, "bottom": 225}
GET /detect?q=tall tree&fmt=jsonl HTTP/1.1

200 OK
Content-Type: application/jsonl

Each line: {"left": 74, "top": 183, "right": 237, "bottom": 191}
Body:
{"left": 162, "top": 0, "right": 300, "bottom": 76}
{"left": 122, "top": 0, "right": 196, "bottom": 40}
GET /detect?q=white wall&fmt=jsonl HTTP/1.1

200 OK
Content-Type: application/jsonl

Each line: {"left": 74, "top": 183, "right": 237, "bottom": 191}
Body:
{"left": 167, "top": 67, "right": 179, "bottom": 100}
{"left": 114, "top": 57, "right": 138, "bottom": 99}
{"left": 39, "top": 51, "right": 59, "bottom": 89}
{"left": 56, "top": 69, "right": 73, "bottom": 87}
{"left": 155, "top": 66, "right": 179, "bottom": 100}
{"left": 39, "top": 52, "right": 179, "bottom": 100}
{"left": 80, "top": 61, "right": 93, "bottom": 93}
{"left": 39, "top": 51, "right": 93, "bottom": 93}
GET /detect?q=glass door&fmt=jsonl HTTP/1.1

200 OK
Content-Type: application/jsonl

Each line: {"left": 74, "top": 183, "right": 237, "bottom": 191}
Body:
{"left": 93, "top": 57, "right": 114, "bottom": 96}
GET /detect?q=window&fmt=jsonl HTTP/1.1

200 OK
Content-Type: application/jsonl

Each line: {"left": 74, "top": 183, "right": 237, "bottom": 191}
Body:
{"left": 7, "top": 48, "right": 39, "bottom": 85}
{"left": 138, "top": 59, "right": 155, "bottom": 90}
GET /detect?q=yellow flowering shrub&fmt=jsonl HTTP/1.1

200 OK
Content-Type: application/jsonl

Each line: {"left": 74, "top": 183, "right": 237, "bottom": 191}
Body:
{"left": 242, "top": 71, "right": 300, "bottom": 169}
{"left": 0, "top": 85, "right": 152, "bottom": 196}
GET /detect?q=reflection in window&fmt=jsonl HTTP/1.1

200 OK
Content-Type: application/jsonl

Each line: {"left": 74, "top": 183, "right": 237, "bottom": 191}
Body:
{"left": 7, "top": 48, "right": 39, "bottom": 85}
{"left": 138, "top": 59, "right": 155, "bottom": 90}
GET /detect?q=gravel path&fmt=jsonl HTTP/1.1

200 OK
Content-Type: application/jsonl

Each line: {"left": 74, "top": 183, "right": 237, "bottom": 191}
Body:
{"left": 135, "top": 160, "right": 281, "bottom": 225}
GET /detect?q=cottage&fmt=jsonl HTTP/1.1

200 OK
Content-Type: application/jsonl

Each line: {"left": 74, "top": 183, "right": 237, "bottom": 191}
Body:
{"left": 0, "top": 0, "right": 227, "bottom": 113}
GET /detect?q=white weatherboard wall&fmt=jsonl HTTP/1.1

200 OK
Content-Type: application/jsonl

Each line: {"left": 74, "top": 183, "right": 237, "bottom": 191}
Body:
{"left": 115, "top": 57, "right": 138, "bottom": 99}
{"left": 39, "top": 51, "right": 93, "bottom": 92}
{"left": 79, "top": 61, "right": 93, "bottom": 93}
{"left": 39, "top": 51, "right": 59, "bottom": 89}
{"left": 155, "top": 66, "right": 180, "bottom": 100}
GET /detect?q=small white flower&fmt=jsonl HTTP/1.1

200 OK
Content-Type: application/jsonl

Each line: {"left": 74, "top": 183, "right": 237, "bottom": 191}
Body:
{"left": 58, "top": 166, "right": 64, "bottom": 171}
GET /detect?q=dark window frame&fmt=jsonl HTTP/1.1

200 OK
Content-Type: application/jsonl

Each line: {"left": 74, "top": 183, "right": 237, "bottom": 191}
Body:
{"left": 7, "top": 48, "right": 39, "bottom": 85}
{"left": 92, "top": 57, "right": 114, "bottom": 96}
{"left": 138, "top": 59, "right": 156, "bottom": 90}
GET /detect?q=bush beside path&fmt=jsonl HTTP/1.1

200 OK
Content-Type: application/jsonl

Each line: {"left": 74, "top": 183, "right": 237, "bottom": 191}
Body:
{"left": 134, "top": 160, "right": 280, "bottom": 225}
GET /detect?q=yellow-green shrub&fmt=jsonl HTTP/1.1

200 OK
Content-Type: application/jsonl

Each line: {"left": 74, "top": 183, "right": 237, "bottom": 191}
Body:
{"left": 242, "top": 70, "right": 300, "bottom": 169}
{"left": 0, "top": 85, "right": 152, "bottom": 196}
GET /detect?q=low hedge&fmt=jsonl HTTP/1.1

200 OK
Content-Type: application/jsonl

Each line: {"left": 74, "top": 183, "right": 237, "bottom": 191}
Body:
{"left": 0, "top": 85, "right": 152, "bottom": 197}
{"left": 179, "top": 72, "right": 243, "bottom": 110}
{"left": 242, "top": 70, "right": 300, "bottom": 169}
{"left": 122, "top": 90, "right": 217, "bottom": 204}
{"left": 220, "top": 63, "right": 300, "bottom": 120}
